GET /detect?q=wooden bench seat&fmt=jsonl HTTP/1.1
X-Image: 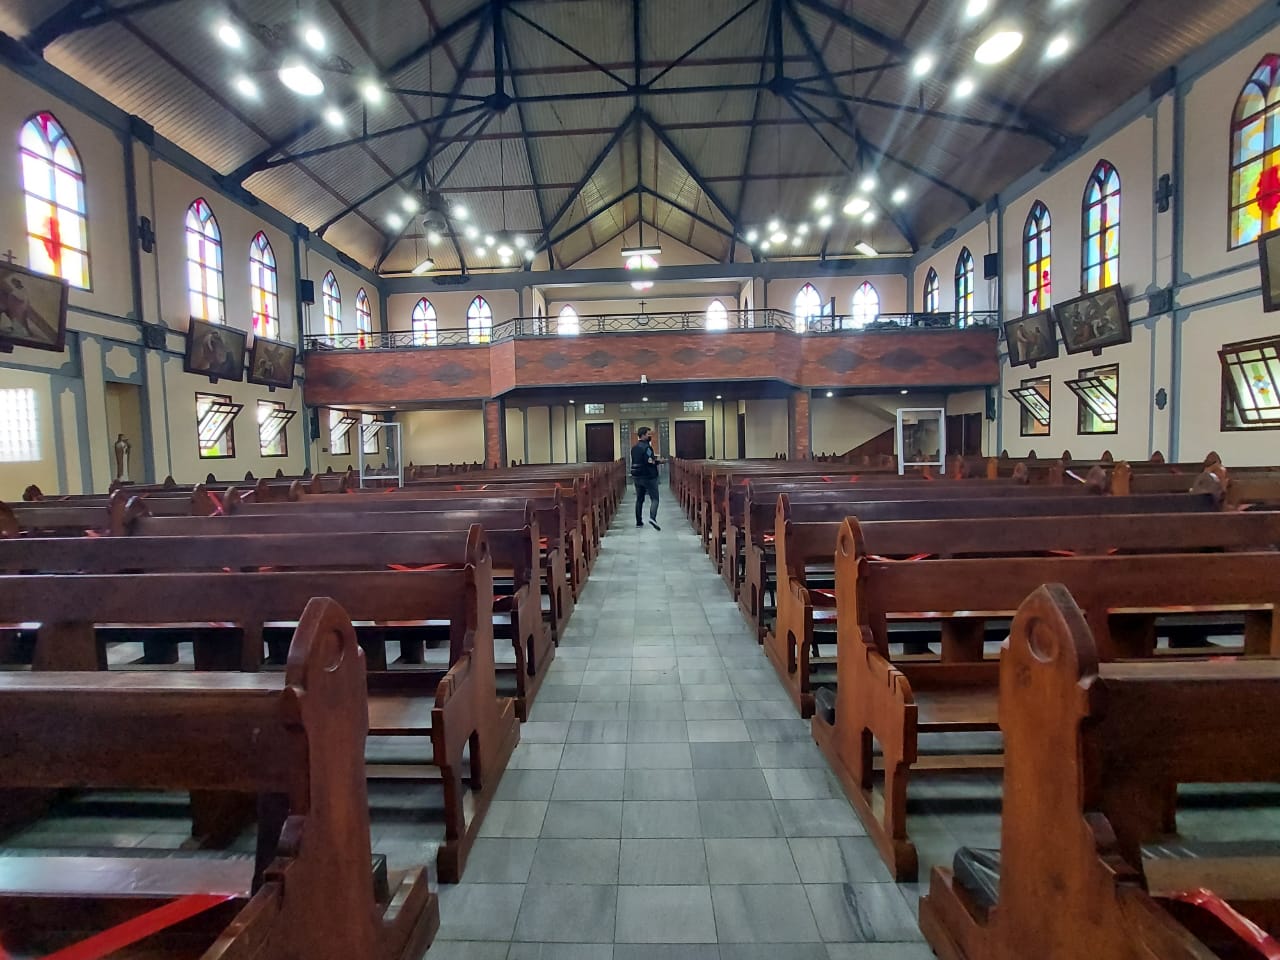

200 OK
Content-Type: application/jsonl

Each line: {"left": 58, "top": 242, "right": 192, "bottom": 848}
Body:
{"left": 0, "top": 597, "right": 437, "bottom": 960}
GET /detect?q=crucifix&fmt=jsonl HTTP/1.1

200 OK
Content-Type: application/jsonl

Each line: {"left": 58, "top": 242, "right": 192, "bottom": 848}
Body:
{"left": 2, "top": 250, "right": 15, "bottom": 264}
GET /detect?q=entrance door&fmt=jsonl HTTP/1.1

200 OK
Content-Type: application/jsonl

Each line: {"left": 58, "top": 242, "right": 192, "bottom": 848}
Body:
{"left": 584, "top": 422, "right": 615, "bottom": 462}
{"left": 737, "top": 413, "right": 746, "bottom": 458}
{"left": 674, "top": 419, "right": 708, "bottom": 459}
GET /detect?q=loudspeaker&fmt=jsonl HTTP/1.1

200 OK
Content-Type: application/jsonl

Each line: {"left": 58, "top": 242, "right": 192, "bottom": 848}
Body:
{"left": 309, "top": 408, "right": 321, "bottom": 441}
{"left": 983, "top": 253, "right": 999, "bottom": 279}
{"left": 141, "top": 323, "right": 167, "bottom": 350}
{"left": 985, "top": 387, "right": 996, "bottom": 422}
{"left": 300, "top": 279, "right": 315, "bottom": 304}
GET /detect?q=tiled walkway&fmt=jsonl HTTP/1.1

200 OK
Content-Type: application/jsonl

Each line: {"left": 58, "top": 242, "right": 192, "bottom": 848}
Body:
{"left": 429, "top": 497, "right": 936, "bottom": 960}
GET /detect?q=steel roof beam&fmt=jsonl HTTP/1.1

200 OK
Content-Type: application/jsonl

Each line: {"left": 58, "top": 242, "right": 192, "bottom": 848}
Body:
{"left": 545, "top": 112, "right": 638, "bottom": 231}
{"left": 729, "top": 14, "right": 774, "bottom": 264}
{"left": 507, "top": 4, "right": 631, "bottom": 90}
{"left": 646, "top": 0, "right": 762, "bottom": 90}
{"left": 501, "top": 11, "right": 553, "bottom": 268}
{"left": 793, "top": 85, "right": 1042, "bottom": 138}
{"left": 25, "top": 0, "right": 191, "bottom": 50}
{"left": 641, "top": 112, "right": 736, "bottom": 226}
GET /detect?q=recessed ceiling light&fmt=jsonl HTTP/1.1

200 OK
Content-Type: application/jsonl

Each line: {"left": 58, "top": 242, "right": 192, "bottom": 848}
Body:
{"left": 859, "top": 175, "right": 877, "bottom": 192}
{"left": 842, "top": 196, "right": 871, "bottom": 217}
{"left": 826, "top": 391, "right": 834, "bottom": 398}
{"left": 767, "top": 219, "right": 780, "bottom": 233}
{"left": 386, "top": 212, "right": 403, "bottom": 230}
{"left": 900, "top": 389, "right": 909, "bottom": 395}
{"left": 302, "top": 25, "right": 326, "bottom": 51}
{"left": 323, "top": 106, "right": 345, "bottom": 128}
{"left": 497, "top": 244, "right": 513, "bottom": 258}
{"left": 855, "top": 241, "right": 878, "bottom": 256}
{"left": 812, "top": 194, "right": 830, "bottom": 211}
{"left": 911, "top": 53, "right": 934, "bottom": 78}
{"left": 760, "top": 240, "right": 772, "bottom": 251}
{"left": 797, "top": 223, "right": 810, "bottom": 236}
{"left": 278, "top": 62, "right": 324, "bottom": 97}
{"left": 361, "top": 81, "right": 384, "bottom": 105}
{"left": 484, "top": 235, "right": 495, "bottom": 247}
{"left": 401, "top": 196, "right": 419, "bottom": 213}
{"left": 451, "top": 203, "right": 469, "bottom": 221}
{"left": 974, "top": 30, "right": 1023, "bottom": 65}
{"left": 233, "top": 75, "right": 258, "bottom": 98}
{"left": 891, "top": 187, "right": 909, "bottom": 205}
{"left": 426, "top": 230, "right": 442, "bottom": 245}
{"left": 818, "top": 213, "right": 834, "bottom": 229}
{"left": 771, "top": 230, "right": 787, "bottom": 244}
{"left": 216, "top": 22, "right": 243, "bottom": 49}
{"left": 1045, "top": 33, "right": 1072, "bottom": 59}
{"left": 514, "top": 235, "right": 527, "bottom": 249}
{"left": 862, "top": 210, "right": 877, "bottom": 224}
{"left": 965, "top": 0, "right": 989, "bottom": 19}
{"left": 464, "top": 225, "right": 479, "bottom": 240}
{"left": 716, "top": 395, "right": 722, "bottom": 400}
{"left": 524, "top": 248, "right": 536, "bottom": 261}
{"left": 954, "top": 76, "right": 976, "bottom": 98}
{"left": 745, "top": 229, "right": 759, "bottom": 243}
{"left": 642, "top": 397, "right": 649, "bottom": 402}
{"left": 474, "top": 247, "right": 487, "bottom": 258}
{"left": 791, "top": 236, "right": 803, "bottom": 247}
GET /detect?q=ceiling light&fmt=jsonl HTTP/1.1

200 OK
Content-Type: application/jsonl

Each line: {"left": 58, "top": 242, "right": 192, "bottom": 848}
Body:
{"left": 818, "top": 213, "right": 834, "bottom": 229}
{"left": 954, "top": 76, "right": 976, "bottom": 98}
{"left": 812, "top": 194, "right": 830, "bottom": 211}
{"left": 514, "top": 235, "right": 527, "bottom": 249}
{"left": 216, "top": 22, "right": 243, "bottom": 49}
{"left": 716, "top": 395, "right": 722, "bottom": 400}
{"left": 900, "top": 389, "right": 909, "bottom": 395}
{"left": 323, "top": 106, "right": 345, "bottom": 128}
{"left": 412, "top": 257, "right": 435, "bottom": 275}
{"left": 891, "top": 187, "right": 909, "bottom": 205}
{"left": 474, "top": 247, "right": 487, "bottom": 258}
{"left": 386, "top": 212, "right": 404, "bottom": 230}
{"left": 745, "top": 229, "right": 759, "bottom": 243}
{"left": 278, "top": 62, "right": 324, "bottom": 97}
{"left": 964, "top": 0, "right": 989, "bottom": 18}
{"left": 464, "top": 225, "right": 479, "bottom": 240}
{"left": 826, "top": 391, "right": 834, "bottom": 398}
{"left": 524, "top": 248, "right": 536, "bottom": 261}
{"left": 855, "top": 241, "right": 878, "bottom": 256}
{"left": 791, "top": 236, "right": 803, "bottom": 248}
{"left": 233, "top": 75, "right": 258, "bottom": 98}
{"left": 911, "top": 53, "right": 934, "bottom": 78}
{"left": 451, "top": 203, "right": 468, "bottom": 220}
{"left": 859, "top": 175, "right": 877, "bottom": 192}
{"left": 621, "top": 244, "right": 662, "bottom": 258}
{"left": 302, "top": 25, "right": 326, "bottom": 51}
{"left": 642, "top": 397, "right": 649, "bottom": 402}
{"left": 842, "top": 196, "right": 870, "bottom": 217}
{"left": 974, "top": 30, "right": 1023, "bottom": 65}
{"left": 426, "top": 230, "right": 442, "bottom": 245}
{"left": 500, "top": 250, "right": 514, "bottom": 264}
{"left": 767, "top": 219, "right": 780, "bottom": 233}
{"left": 770, "top": 230, "right": 787, "bottom": 244}
{"left": 497, "top": 244, "right": 513, "bottom": 258}
{"left": 569, "top": 399, "right": 575, "bottom": 404}
{"left": 797, "top": 223, "right": 810, "bottom": 236}
{"left": 361, "top": 81, "right": 384, "bottom": 105}
{"left": 862, "top": 210, "right": 877, "bottom": 224}
{"left": 401, "top": 196, "right": 419, "bottom": 213}
{"left": 1045, "top": 33, "right": 1072, "bottom": 59}
{"left": 484, "top": 235, "right": 495, "bottom": 247}
{"left": 760, "top": 240, "right": 772, "bottom": 251}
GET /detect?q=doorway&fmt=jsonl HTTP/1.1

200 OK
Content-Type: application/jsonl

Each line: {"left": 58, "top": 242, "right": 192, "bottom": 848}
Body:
{"left": 945, "top": 413, "right": 984, "bottom": 456}
{"left": 584, "top": 422, "right": 615, "bottom": 462}
{"left": 674, "top": 419, "right": 708, "bottom": 459}
{"left": 737, "top": 413, "right": 746, "bottom": 458}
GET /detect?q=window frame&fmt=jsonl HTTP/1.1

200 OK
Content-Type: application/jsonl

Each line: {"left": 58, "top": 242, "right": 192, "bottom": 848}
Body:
{"left": 794, "top": 283, "right": 821, "bottom": 332}
{"left": 257, "top": 399, "right": 295, "bottom": 458}
{"left": 0, "top": 387, "right": 41, "bottom": 463}
{"left": 355, "top": 288, "right": 372, "bottom": 348}
{"left": 923, "top": 268, "right": 940, "bottom": 313}
{"left": 850, "top": 281, "right": 880, "bottom": 328}
{"left": 1230, "top": 55, "right": 1280, "bottom": 250}
{"left": 705, "top": 299, "right": 729, "bottom": 330}
{"left": 955, "top": 247, "right": 975, "bottom": 324}
{"left": 1066, "top": 363, "right": 1119, "bottom": 435}
{"left": 1011, "top": 376, "right": 1051, "bottom": 437}
{"left": 20, "top": 111, "right": 91, "bottom": 290}
{"left": 321, "top": 271, "right": 342, "bottom": 337}
{"left": 249, "top": 231, "right": 279, "bottom": 341}
{"left": 1024, "top": 201, "right": 1052, "bottom": 314}
{"left": 361, "top": 412, "right": 380, "bottom": 456}
{"left": 1220, "top": 335, "right": 1280, "bottom": 430}
{"left": 411, "top": 298, "right": 438, "bottom": 346}
{"left": 1082, "top": 161, "right": 1121, "bottom": 293}
{"left": 196, "top": 391, "right": 241, "bottom": 460}
{"left": 328, "top": 408, "right": 357, "bottom": 456}
{"left": 185, "top": 198, "right": 225, "bottom": 323}
{"left": 467, "top": 296, "right": 493, "bottom": 344}
{"left": 558, "top": 304, "right": 580, "bottom": 336}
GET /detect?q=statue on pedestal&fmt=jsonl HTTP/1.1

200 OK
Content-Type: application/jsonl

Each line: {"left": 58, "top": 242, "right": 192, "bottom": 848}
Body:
{"left": 114, "top": 434, "right": 131, "bottom": 483}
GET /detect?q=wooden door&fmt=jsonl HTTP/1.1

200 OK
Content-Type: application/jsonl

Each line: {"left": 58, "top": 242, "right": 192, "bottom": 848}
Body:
{"left": 584, "top": 422, "right": 615, "bottom": 462}
{"left": 674, "top": 420, "right": 708, "bottom": 459}
{"left": 737, "top": 413, "right": 746, "bottom": 458}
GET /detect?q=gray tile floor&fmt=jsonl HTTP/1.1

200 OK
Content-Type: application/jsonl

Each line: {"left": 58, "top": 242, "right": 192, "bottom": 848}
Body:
{"left": 429, "top": 497, "right": 936, "bottom": 960}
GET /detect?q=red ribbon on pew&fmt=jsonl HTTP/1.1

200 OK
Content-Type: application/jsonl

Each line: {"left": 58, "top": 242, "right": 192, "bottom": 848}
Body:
{"left": 387, "top": 562, "right": 455, "bottom": 571}
{"left": 1169, "top": 888, "right": 1280, "bottom": 959}
{"left": 206, "top": 491, "right": 224, "bottom": 516}
{"left": 867, "top": 553, "right": 933, "bottom": 562}
{"left": 6, "top": 893, "right": 237, "bottom": 960}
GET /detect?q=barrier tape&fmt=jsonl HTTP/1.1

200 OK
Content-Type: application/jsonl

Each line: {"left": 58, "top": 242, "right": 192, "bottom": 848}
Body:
{"left": 206, "top": 491, "right": 224, "bottom": 516}
{"left": 1169, "top": 888, "right": 1280, "bottom": 959}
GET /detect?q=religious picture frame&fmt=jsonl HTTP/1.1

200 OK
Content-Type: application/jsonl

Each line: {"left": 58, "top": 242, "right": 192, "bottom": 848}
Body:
{"left": 0, "top": 259, "right": 69, "bottom": 353}
{"left": 184, "top": 316, "right": 246, "bottom": 382}
{"left": 246, "top": 336, "right": 296, "bottom": 390}
{"left": 1259, "top": 226, "right": 1280, "bottom": 312}
{"left": 1003, "top": 309, "right": 1059, "bottom": 368}
{"left": 1053, "top": 285, "right": 1131, "bottom": 355}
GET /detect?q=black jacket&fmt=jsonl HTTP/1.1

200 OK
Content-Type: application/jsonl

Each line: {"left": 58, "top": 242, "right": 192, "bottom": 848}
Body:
{"left": 630, "top": 439, "right": 659, "bottom": 479}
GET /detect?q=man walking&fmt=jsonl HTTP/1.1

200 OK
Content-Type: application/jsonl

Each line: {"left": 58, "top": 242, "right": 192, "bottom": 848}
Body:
{"left": 630, "top": 426, "right": 662, "bottom": 530}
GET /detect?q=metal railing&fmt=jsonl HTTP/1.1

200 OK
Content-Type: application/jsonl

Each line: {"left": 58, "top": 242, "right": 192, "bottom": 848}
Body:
{"left": 303, "top": 308, "right": 1000, "bottom": 354}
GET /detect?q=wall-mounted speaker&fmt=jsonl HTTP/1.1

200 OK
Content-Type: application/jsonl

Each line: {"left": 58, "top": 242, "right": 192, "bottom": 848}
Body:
{"left": 141, "top": 323, "right": 167, "bottom": 350}
{"left": 983, "top": 253, "right": 999, "bottom": 280}
{"left": 300, "top": 279, "right": 315, "bottom": 305}
{"left": 985, "top": 387, "right": 997, "bottom": 422}
{"left": 308, "top": 408, "right": 321, "bottom": 441}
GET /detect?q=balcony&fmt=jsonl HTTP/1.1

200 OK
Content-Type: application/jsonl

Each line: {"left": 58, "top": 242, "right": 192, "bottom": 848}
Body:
{"left": 302, "top": 308, "right": 1001, "bottom": 407}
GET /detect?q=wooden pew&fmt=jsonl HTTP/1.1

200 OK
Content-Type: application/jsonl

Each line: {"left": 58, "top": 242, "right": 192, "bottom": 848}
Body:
{"left": 0, "top": 597, "right": 438, "bottom": 960}
{"left": 0, "top": 527, "right": 518, "bottom": 882}
{"left": 919, "top": 583, "right": 1280, "bottom": 960}
{"left": 815, "top": 518, "right": 1280, "bottom": 880}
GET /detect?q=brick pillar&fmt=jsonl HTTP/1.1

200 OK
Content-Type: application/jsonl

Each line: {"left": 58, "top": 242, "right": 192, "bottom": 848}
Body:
{"left": 789, "top": 391, "right": 811, "bottom": 461}
{"left": 483, "top": 399, "right": 506, "bottom": 469}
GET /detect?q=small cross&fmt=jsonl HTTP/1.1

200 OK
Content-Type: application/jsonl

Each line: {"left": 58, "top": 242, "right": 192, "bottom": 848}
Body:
{"left": 637, "top": 300, "right": 647, "bottom": 313}
{"left": 2, "top": 250, "right": 15, "bottom": 264}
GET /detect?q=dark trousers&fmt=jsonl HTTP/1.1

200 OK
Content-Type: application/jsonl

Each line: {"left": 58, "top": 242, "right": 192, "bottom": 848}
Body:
{"left": 634, "top": 476, "right": 660, "bottom": 522}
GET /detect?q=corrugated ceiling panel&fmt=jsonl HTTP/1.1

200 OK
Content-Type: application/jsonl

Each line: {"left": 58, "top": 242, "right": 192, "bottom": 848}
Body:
{"left": 0, "top": 1, "right": 46, "bottom": 36}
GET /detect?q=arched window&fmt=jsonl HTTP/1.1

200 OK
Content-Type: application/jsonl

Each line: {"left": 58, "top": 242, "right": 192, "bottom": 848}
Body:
{"left": 923, "top": 268, "right": 940, "bottom": 313}
{"left": 249, "top": 232, "right": 278, "bottom": 340}
{"left": 706, "top": 299, "right": 729, "bottom": 330}
{"left": 321, "top": 272, "right": 341, "bottom": 337}
{"left": 355, "top": 289, "right": 371, "bottom": 348}
{"left": 794, "top": 283, "right": 821, "bottom": 332}
{"left": 411, "top": 298, "right": 437, "bottom": 346}
{"left": 185, "top": 198, "right": 224, "bottom": 322}
{"left": 1083, "top": 160, "right": 1121, "bottom": 292}
{"left": 558, "top": 305, "right": 580, "bottom": 336}
{"left": 1231, "top": 55, "right": 1280, "bottom": 248}
{"left": 955, "top": 248, "right": 975, "bottom": 324}
{"left": 20, "top": 112, "right": 90, "bottom": 289}
{"left": 850, "top": 281, "right": 880, "bottom": 327}
{"left": 1023, "top": 201, "right": 1052, "bottom": 313}
{"left": 467, "top": 296, "right": 492, "bottom": 344}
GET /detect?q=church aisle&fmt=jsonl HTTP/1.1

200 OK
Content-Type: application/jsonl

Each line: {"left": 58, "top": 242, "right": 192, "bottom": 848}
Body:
{"left": 426, "top": 495, "right": 935, "bottom": 959}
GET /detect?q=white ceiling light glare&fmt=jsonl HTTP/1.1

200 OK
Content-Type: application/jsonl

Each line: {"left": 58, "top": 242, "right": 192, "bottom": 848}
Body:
{"left": 497, "top": 244, "right": 514, "bottom": 258}
{"left": 797, "top": 223, "right": 810, "bottom": 236}
{"left": 760, "top": 239, "right": 772, "bottom": 251}
{"left": 891, "top": 187, "right": 909, "bottom": 205}
{"left": 818, "top": 213, "right": 834, "bottom": 229}
{"left": 862, "top": 209, "right": 877, "bottom": 224}
{"left": 791, "top": 235, "right": 803, "bottom": 248}
{"left": 812, "top": 194, "right": 830, "bottom": 211}
{"left": 302, "top": 24, "right": 326, "bottom": 51}
{"left": 1045, "top": 33, "right": 1072, "bottom": 60}
{"left": 278, "top": 61, "right": 324, "bottom": 96}
{"left": 859, "top": 175, "right": 877, "bottom": 192}
{"left": 524, "top": 248, "right": 536, "bottom": 261}
{"left": 484, "top": 235, "right": 496, "bottom": 247}
{"left": 216, "top": 21, "right": 243, "bottom": 50}
{"left": 855, "top": 241, "right": 878, "bottom": 256}
{"left": 401, "top": 196, "right": 419, "bottom": 213}
{"left": 464, "top": 224, "right": 479, "bottom": 240}
{"left": 911, "top": 52, "right": 935, "bottom": 78}
{"left": 323, "top": 106, "right": 344, "bottom": 128}
{"left": 233, "top": 74, "right": 258, "bottom": 99}
{"left": 826, "top": 391, "right": 834, "bottom": 398}
{"left": 954, "top": 76, "right": 976, "bottom": 98}
{"left": 426, "top": 230, "right": 442, "bottom": 245}
{"left": 964, "top": 0, "right": 990, "bottom": 19}
{"left": 842, "top": 195, "right": 871, "bottom": 217}
{"left": 974, "top": 29, "right": 1024, "bottom": 65}
{"left": 745, "top": 229, "right": 760, "bottom": 244}
{"left": 514, "top": 235, "right": 527, "bottom": 249}
{"left": 767, "top": 219, "right": 781, "bottom": 233}
{"left": 361, "top": 81, "right": 384, "bottom": 105}
{"left": 473, "top": 247, "right": 487, "bottom": 259}
{"left": 451, "top": 203, "right": 469, "bottom": 221}
{"left": 770, "top": 229, "right": 787, "bottom": 244}
{"left": 386, "top": 212, "right": 403, "bottom": 230}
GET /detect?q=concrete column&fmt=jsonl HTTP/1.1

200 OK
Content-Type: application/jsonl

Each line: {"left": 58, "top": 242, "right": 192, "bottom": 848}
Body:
{"left": 789, "top": 390, "right": 811, "bottom": 461}
{"left": 483, "top": 399, "right": 506, "bottom": 468}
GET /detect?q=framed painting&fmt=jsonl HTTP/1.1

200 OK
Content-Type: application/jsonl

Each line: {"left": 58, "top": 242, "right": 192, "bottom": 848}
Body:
{"left": 1054, "top": 286, "right": 1131, "bottom": 355}
{"left": 0, "top": 260, "right": 69, "bottom": 353}
{"left": 1004, "top": 310, "right": 1058, "bottom": 368}
{"left": 185, "top": 317, "right": 246, "bottom": 382}
{"left": 246, "top": 336, "right": 296, "bottom": 389}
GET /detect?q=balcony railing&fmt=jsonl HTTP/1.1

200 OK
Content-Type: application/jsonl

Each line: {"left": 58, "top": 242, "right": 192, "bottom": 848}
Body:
{"left": 303, "top": 308, "right": 1000, "bottom": 353}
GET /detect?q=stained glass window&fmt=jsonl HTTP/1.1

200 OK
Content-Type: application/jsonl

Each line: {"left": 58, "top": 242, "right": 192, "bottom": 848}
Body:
{"left": 196, "top": 392, "right": 240, "bottom": 459}
{"left": 20, "top": 112, "right": 89, "bottom": 289}
{"left": 706, "top": 300, "right": 728, "bottom": 330}
{"left": 186, "top": 199, "right": 224, "bottom": 322}
{"left": 411, "top": 298, "right": 437, "bottom": 346}
{"left": 1220, "top": 336, "right": 1280, "bottom": 428}
{"left": 1230, "top": 55, "right": 1280, "bottom": 249}
{"left": 329, "top": 408, "right": 356, "bottom": 456}
{"left": 851, "top": 281, "right": 880, "bottom": 328}
{"left": 1023, "top": 201, "right": 1052, "bottom": 314}
{"left": 321, "top": 272, "right": 341, "bottom": 337}
{"left": 558, "top": 305, "right": 580, "bottom": 336}
{"left": 1011, "top": 377, "right": 1051, "bottom": 436}
{"left": 1082, "top": 161, "right": 1120, "bottom": 293}
{"left": 1067, "top": 364, "right": 1118, "bottom": 434}
{"left": 257, "top": 399, "right": 295, "bottom": 457}
{"left": 355, "top": 289, "right": 371, "bottom": 348}
{"left": 361, "top": 412, "right": 379, "bottom": 455}
{"left": 794, "top": 283, "right": 821, "bottom": 332}
{"left": 249, "top": 232, "right": 279, "bottom": 340}
{"left": 955, "top": 248, "right": 975, "bottom": 324}
{"left": 468, "top": 296, "right": 492, "bottom": 344}
{"left": 923, "top": 268, "right": 940, "bottom": 313}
